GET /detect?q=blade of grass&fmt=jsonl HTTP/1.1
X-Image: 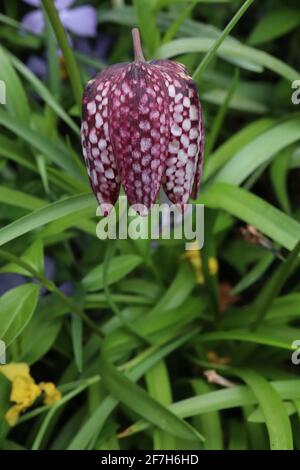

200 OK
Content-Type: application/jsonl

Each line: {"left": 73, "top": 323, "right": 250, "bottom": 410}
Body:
{"left": 41, "top": 0, "right": 83, "bottom": 111}
{"left": 191, "top": 379, "right": 223, "bottom": 450}
{"left": 205, "top": 69, "right": 239, "bottom": 156}
{"left": 192, "top": 0, "right": 255, "bottom": 80}
{"left": 145, "top": 361, "right": 176, "bottom": 449}
{"left": 251, "top": 239, "right": 300, "bottom": 329}
{"left": 0, "top": 193, "right": 95, "bottom": 247}
{"left": 201, "top": 183, "right": 300, "bottom": 250}
{"left": 232, "top": 368, "right": 293, "bottom": 450}
{"left": 67, "top": 331, "right": 198, "bottom": 449}
{"left": 120, "top": 379, "right": 300, "bottom": 438}
{"left": 99, "top": 354, "right": 203, "bottom": 442}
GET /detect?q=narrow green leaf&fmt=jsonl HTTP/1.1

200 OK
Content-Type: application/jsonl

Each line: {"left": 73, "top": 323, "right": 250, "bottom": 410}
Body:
{"left": 252, "top": 239, "right": 300, "bottom": 329}
{"left": 270, "top": 147, "right": 292, "bottom": 214}
{"left": 199, "top": 325, "right": 300, "bottom": 350}
{"left": 203, "top": 118, "right": 275, "bottom": 182}
{"left": 201, "top": 183, "right": 300, "bottom": 250}
{"left": 99, "top": 355, "right": 203, "bottom": 442}
{"left": 42, "top": 0, "right": 83, "bottom": 111}
{"left": 0, "top": 45, "right": 30, "bottom": 124}
{"left": 192, "top": 0, "right": 255, "bottom": 80}
{"left": 71, "top": 315, "right": 83, "bottom": 373}
{"left": 8, "top": 52, "right": 79, "bottom": 135}
{"left": 82, "top": 255, "right": 143, "bottom": 292}
{"left": 0, "top": 194, "right": 95, "bottom": 247}
{"left": 248, "top": 8, "right": 300, "bottom": 46}
{"left": 191, "top": 379, "right": 223, "bottom": 450}
{"left": 145, "top": 361, "right": 176, "bottom": 449}
{"left": 0, "top": 239, "right": 44, "bottom": 276}
{"left": 157, "top": 38, "right": 299, "bottom": 82}
{"left": 67, "top": 331, "right": 196, "bottom": 449}
{"left": 0, "top": 109, "right": 83, "bottom": 179}
{"left": 133, "top": 0, "right": 160, "bottom": 56}
{"left": 0, "top": 284, "right": 40, "bottom": 346}
{"left": 232, "top": 368, "right": 293, "bottom": 450}
{"left": 213, "top": 118, "right": 300, "bottom": 186}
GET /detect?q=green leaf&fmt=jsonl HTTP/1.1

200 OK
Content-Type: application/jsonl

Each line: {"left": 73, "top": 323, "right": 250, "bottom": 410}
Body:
{"left": 19, "top": 297, "right": 64, "bottom": 364}
{"left": 157, "top": 37, "right": 299, "bottom": 82}
{"left": 0, "top": 45, "right": 30, "bottom": 124}
{"left": 133, "top": 0, "right": 160, "bottom": 56}
{"left": 67, "top": 332, "right": 196, "bottom": 449}
{"left": 0, "top": 186, "right": 45, "bottom": 211}
{"left": 192, "top": 0, "right": 255, "bottom": 80}
{"left": 99, "top": 355, "right": 203, "bottom": 442}
{"left": 42, "top": 0, "right": 83, "bottom": 110}
{"left": 149, "top": 262, "right": 196, "bottom": 314}
{"left": 82, "top": 255, "right": 143, "bottom": 292}
{"left": 248, "top": 8, "right": 300, "bottom": 46}
{"left": 252, "top": 239, "right": 300, "bottom": 329}
{"left": 232, "top": 368, "right": 293, "bottom": 450}
{"left": 232, "top": 252, "right": 274, "bottom": 295}
{"left": 8, "top": 52, "right": 80, "bottom": 135}
{"left": 203, "top": 118, "right": 275, "bottom": 182}
{"left": 191, "top": 379, "right": 223, "bottom": 450}
{"left": 270, "top": 147, "right": 292, "bottom": 214}
{"left": 0, "top": 284, "right": 40, "bottom": 345}
{"left": 213, "top": 118, "right": 300, "bottom": 186}
{"left": 0, "top": 193, "right": 95, "bottom": 247}
{"left": 1, "top": 239, "right": 44, "bottom": 276}
{"left": 201, "top": 183, "right": 300, "bottom": 250}
{"left": 0, "top": 109, "right": 84, "bottom": 179}
{"left": 199, "top": 325, "right": 300, "bottom": 350}
{"left": 145, "top": 361, "right": 176, "bottom": 449}
{"left": 247, "top": 402, "right": 296, "bottom": 423}
{"left": 121, "top": 379, "right": 300, "bottom": 438}
{"left": 71, "top": 315, "right": 83, "bottom": 374}
{"left": 0, "top": 374, "right": 10, "bottom": 442}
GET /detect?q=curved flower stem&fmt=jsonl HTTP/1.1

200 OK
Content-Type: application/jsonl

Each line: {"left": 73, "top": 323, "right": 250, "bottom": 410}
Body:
{"left": 132, "top": 28, "right": 145, "bottom": 61}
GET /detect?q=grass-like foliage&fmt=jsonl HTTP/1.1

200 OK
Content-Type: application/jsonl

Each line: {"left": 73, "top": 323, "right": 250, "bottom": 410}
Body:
{"left": 0, "top": 0, "right": 300, "bottom": 451}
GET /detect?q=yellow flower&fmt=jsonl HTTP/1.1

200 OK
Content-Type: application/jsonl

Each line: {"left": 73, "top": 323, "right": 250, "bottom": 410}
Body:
{"left": 0, "top": 363, "right": 61, "bottom": 426}
{"left": 10, "top": 375, "right": 41, "bottom": 407}
{"left": 5, "top": 404, "right": 24, "bottom": 427}
{"left": 0, "top": 363, "right": 30, "bottom": 382}
{"left": 39, "top": 382, "right": 61, "bottom": 405}
{"left": 183, "top": 240, "right": 218, "bottom": 284}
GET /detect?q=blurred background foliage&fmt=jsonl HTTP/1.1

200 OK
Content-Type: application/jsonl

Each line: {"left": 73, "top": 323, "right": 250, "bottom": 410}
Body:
{"left": 0, "top": 0, "right": 300, "bottom": 450}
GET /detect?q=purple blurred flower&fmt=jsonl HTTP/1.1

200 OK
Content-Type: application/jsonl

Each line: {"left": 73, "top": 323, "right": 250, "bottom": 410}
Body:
{"left": 0, "top": 256, "right": 73, "bottom": 297}
{"left": 22, "top": 0, "right": 97, "bottom": 38}
{"left": 26, "top": 55, "right": 47, "bottom": 77}
{"left": 75, "top": 34, "right": 112, "bottom": 62}
{"left": 0, "top": 273, "right": 28, "bottom": 296}
{"left": 59, "top": 281, "right": 74, "bottom": 296}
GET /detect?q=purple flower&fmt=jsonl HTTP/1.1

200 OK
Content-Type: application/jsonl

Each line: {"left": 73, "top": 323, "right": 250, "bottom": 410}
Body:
{"left": 22, "top": 0, "right": 97, "bottom": 38}
{"left": 0, "top": 256, "right": 73, "bottom": 297}
{"left": 0, "top": 273, "right": 28, "bottom": 296}
{"left": 26, "top": 54, "right": 47, "bottom": 78}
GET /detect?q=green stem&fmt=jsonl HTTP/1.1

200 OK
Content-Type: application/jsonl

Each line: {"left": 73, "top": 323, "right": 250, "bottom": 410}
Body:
{"left": 42, "top": 0, "right": 83, "bottom": 111}
{"left": 193, "top": 0, "right": 255, "bottom": 81}
{"left": 0, "top": 250, "right": 103, "bottom": 338}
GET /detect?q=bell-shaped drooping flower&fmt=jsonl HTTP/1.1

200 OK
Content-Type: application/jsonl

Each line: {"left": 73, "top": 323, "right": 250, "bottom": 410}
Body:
{"left": 81, "top": 28, "right": 204, "bottom": 215}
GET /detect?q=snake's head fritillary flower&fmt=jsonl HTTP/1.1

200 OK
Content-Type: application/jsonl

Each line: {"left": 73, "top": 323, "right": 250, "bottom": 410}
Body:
{"left": 81, "top": 28, "right": 204, "bottom": 216}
